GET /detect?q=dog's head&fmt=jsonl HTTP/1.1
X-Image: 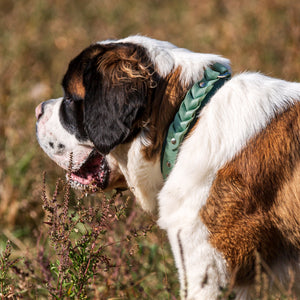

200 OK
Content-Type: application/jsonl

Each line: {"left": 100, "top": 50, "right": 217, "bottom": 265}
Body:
{"left": 35, "top": 36, "right": 229, "bottom": 210}
{"left": 36, "top": 38, "right": 186, "bottom": 204}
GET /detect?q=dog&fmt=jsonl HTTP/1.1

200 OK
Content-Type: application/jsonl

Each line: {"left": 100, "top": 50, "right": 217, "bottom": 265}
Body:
{"left": 35, "top": 36, "right": 300, "bottom": 299}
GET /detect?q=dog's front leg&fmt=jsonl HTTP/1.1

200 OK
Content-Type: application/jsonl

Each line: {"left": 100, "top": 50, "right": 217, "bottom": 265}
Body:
{"left": 164, "top": 219, "right": 228, "bottom": 300}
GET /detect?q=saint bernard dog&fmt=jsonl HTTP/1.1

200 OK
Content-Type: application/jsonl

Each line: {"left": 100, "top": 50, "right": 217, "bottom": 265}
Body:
{"left": 35, "top": 35, "right": 300, "bottom": 299}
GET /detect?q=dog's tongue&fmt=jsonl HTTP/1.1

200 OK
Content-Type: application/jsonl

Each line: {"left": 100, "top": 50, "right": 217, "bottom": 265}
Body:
{"left": 70, "top": 173, "right": 94, "bottom": 185}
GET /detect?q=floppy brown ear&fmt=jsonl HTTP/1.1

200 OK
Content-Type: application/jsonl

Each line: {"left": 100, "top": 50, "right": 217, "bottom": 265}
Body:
{"left": 83, "top": 44, "right": 155, "bottom": 154}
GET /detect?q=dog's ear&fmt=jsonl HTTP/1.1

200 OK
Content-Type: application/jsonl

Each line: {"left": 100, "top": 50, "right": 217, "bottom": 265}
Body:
{"left": 83, "top": 44, "right": 154, "bottom": 154}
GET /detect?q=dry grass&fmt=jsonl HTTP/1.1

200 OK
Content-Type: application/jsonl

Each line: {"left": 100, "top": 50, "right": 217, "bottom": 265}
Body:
{"left": 0, "top": 0, "right": 300, "bottom": 298}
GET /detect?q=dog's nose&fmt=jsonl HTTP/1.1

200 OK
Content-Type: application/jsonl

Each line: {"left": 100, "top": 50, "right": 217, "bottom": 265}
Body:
{"left": 35, "top": 102, "right": 44, "bottom": 120}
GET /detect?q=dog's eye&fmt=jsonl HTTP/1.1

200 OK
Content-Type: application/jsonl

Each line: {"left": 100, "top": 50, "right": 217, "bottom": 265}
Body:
{"left": 65, "top": 96, "right": 73, "bottom": 104}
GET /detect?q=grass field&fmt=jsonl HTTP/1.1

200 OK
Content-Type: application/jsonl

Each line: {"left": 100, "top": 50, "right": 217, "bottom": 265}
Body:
{"left": 0, "top": 0, "right": 300, "bottom": 298}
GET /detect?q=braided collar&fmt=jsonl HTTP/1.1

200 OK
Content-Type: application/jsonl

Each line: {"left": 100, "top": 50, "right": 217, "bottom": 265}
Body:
{"left": 161, "top": 63, "right": 231, "bottom": 179}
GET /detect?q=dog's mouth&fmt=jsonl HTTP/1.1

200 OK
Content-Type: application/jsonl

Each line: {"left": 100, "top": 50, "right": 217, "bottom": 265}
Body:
{"left": 69, "top": 150, "right": 110, "bottom": 192}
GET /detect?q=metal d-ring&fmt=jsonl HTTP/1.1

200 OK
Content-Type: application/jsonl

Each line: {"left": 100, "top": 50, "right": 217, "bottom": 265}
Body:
{"left": 217, "top": 71, "right": 231, "bottom": 78}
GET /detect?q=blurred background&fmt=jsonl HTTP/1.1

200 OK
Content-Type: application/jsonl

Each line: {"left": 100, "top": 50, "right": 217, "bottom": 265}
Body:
{"left": 0, "top": 0, "right": 299, "bottom": 298}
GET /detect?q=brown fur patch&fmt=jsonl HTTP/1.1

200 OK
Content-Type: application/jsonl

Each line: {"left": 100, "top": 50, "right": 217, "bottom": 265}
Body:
{"left": 200, "top": 101, "right": 300, "bottom": 283}
{"left": 142, "top": 67, "right": 189, "bottom": 160}
{"left": 69, "top": 76, "right": 86, "bottom": 99}
{"left": 63, "top": 44, "right": 104, "bottom": 99}
{"left": 97, "top": 44, "right": 155, "bottom": 87}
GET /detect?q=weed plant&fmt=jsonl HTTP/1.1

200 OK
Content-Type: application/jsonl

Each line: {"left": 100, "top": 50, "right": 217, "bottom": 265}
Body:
{"left": 0, "top": 168, "right": 178, "bottom": 299}
{"left": 0, "top": 241, "right": 19, "bottom": 298}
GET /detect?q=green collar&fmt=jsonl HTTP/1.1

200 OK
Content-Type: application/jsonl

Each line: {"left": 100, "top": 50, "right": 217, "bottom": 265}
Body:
{"left": 161, "top": 63, "right": 231, "bottom": 179}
